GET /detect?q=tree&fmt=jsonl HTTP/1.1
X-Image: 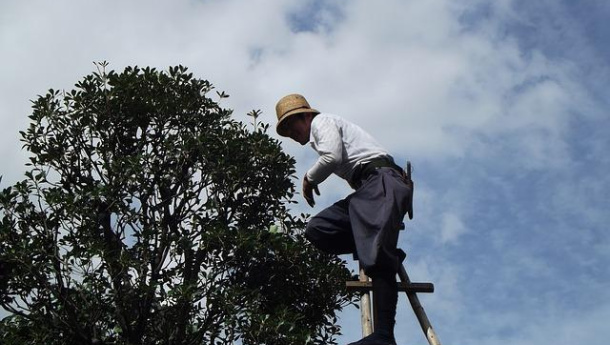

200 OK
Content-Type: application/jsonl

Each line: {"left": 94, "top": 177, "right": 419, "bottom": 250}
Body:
{"left": 0, "top": 63, "right": 355, "bottom": 345}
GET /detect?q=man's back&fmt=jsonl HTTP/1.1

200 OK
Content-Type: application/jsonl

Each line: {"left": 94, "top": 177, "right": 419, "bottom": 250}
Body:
{"left": 307, "top": 113, "right": 390, "bottom": 184}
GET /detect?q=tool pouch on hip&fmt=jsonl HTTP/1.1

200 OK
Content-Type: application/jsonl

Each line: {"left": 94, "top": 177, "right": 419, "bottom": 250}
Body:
{"left": 403, "top": 161, "right": 414, "bottom": 219}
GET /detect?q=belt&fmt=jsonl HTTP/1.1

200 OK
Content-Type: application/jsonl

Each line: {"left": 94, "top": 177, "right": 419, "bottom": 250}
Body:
{"left": 350, "top": 157, "right": 402, "bottom": 189}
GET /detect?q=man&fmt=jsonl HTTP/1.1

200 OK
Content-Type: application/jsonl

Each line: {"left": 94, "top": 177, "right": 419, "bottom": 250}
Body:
{"left": 275, "top": 94, "right": 413, "bottom": 345}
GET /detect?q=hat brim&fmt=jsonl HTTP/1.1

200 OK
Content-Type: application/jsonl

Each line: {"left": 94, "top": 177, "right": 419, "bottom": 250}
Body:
{"left": 276, "top": 108, "right": 319, "bottom": 137}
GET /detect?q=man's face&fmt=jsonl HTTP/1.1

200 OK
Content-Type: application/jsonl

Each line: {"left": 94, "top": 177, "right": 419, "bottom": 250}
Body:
{"left": 283, "top": 113, "right": 311, "bottom": 145}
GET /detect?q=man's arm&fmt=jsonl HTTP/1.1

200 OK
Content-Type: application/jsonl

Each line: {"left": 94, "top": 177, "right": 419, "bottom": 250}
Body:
{"left": 305, "top": 118, "right": 343, "bottom": 185}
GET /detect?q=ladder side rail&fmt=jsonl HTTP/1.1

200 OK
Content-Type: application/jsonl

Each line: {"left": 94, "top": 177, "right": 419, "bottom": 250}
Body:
{"left": 398, "top": 264, "right": 442, "bottom": 345}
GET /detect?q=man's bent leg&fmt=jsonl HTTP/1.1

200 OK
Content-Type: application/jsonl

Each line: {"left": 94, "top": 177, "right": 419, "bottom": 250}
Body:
{"left": 305, "top": 198, "right": 356, "bottom": 255}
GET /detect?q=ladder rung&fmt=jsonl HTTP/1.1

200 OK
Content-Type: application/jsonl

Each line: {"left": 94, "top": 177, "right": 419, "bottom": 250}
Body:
{"left": 345, "top": 281, "right": 434, "bottom": 293}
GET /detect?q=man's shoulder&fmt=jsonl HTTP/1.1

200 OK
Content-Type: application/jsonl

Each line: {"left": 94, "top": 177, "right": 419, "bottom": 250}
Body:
{"left": 315, "top": 112, "right": 339, "bottom": 120}
{"left": 313, "top": 113, "right": 349, "bottom": 126}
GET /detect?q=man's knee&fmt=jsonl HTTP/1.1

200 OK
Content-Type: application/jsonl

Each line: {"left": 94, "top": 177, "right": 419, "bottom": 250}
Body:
{"left": 304, "top": 217, "right": 323, "bottom": 247}
{"left": 305, "top": 217, "right": 354, "bottom": 254}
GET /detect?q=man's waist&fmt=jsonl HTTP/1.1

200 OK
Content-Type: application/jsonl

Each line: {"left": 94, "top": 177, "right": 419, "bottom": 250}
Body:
{"left": 350, "top": 156, "right": 401, "bottom": 188}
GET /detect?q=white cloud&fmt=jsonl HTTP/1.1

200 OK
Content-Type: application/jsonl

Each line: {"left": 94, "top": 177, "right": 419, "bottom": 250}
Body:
{"left": 440, "top": 212, "right": 468, "bottom": 244}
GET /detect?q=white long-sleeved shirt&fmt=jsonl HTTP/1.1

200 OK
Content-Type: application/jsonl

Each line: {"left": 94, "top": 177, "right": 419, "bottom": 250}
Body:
{"left": 306, "top": 113, "right": 390, "bottom": 185}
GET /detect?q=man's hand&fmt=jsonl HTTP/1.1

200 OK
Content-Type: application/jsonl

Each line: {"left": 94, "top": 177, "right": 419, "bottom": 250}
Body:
{"left": 303, "top": 175, "right": 320, "bottom": 207}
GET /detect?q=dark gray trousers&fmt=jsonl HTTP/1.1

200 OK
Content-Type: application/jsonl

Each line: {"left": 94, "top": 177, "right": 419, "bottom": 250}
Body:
{"left": 305, "top": 167, "right": 412, "bottom": 277}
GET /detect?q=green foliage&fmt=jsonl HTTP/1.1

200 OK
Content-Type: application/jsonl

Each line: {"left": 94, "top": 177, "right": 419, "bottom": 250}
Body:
{"left": 0, "top": 63, "right": 356, "bottom": 345}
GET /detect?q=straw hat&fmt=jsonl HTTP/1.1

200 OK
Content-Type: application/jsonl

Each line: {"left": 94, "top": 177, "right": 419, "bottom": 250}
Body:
{"left": 275, "top": 94, "right": 319, "bottom": 136}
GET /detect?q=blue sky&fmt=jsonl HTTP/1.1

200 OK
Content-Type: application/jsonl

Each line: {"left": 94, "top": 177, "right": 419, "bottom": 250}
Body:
{"left": 1, "top": 0, "right": 608, "bottom": 344}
